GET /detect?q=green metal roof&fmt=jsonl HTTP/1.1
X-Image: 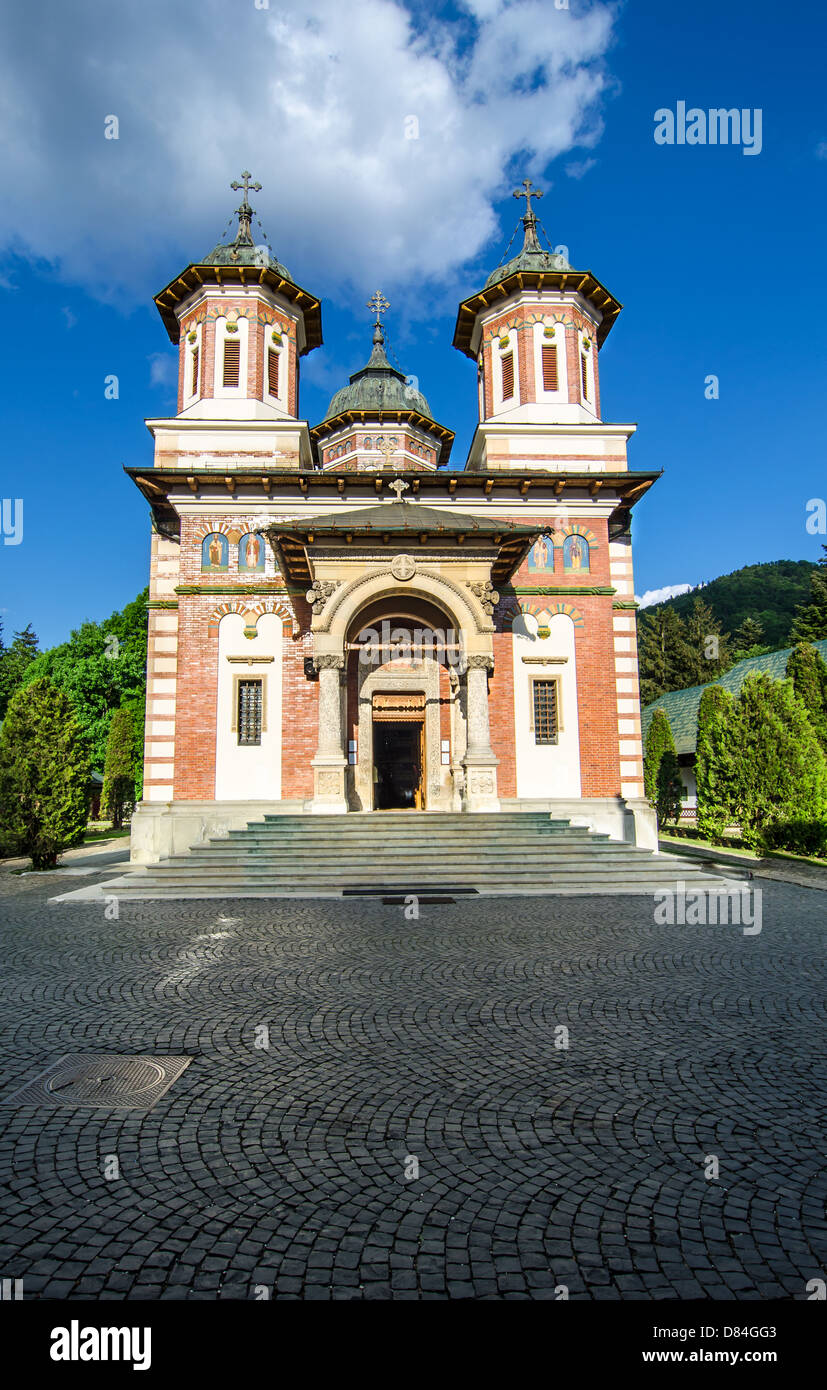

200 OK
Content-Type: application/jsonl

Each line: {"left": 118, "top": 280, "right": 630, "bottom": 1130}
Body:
{"left": 642, "top": 638, "right": 827, "bottom": 755}
{"left": 485, "top": 241, "right": 572, "bottom": 289}
{"left": 322, "top": 330, "right": 432, "bottom": 422}
{"left": 278, "top": 501, "right": 538, "bottom": 538}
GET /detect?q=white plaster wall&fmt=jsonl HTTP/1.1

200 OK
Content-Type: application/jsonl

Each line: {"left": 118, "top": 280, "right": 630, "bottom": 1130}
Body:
{"left": 215, "top": 612, "right": 282, "bottom": 800}
{"left": 512, "top": 612, "right": 581, "bottom": 798}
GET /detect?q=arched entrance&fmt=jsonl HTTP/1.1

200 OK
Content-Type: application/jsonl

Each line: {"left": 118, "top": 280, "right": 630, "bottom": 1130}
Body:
{"left": 345, "top": 596, "right": 463, "bottom": 812}
{"left": 308, "top": 565, "right": 500, "bottom": 815}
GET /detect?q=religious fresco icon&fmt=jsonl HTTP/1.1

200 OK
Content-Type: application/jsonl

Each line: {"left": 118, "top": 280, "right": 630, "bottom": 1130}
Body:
{"left": 201, "top": 532, "right": 229, "bottom": 571}
{"left": 527, "top": 534, "right": 555, "bottom": 574}
{"left": 563, "top": 534, "right": 589, "bottom": 572}
{"left": 239, "top": 532, "right": 265, "bottom": 572}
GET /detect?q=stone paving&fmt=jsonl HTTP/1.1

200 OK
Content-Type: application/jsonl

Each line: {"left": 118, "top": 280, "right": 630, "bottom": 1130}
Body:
{"left": 0, "top": 862, "right": 824, "bottom": 1300}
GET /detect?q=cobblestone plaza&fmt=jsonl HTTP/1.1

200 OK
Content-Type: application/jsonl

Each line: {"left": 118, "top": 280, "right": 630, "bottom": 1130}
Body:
{"left": 0, "top": 863, "right": 824, "bottom": 1301}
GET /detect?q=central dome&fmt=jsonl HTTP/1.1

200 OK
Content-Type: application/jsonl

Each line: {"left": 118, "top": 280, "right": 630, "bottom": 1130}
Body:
{"left": 322, "top": 328, "right": 433, "bottom": 422}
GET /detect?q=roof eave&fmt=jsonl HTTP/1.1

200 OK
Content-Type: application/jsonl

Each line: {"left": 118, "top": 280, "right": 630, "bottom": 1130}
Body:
{"left": 153, "top": 261, "right": 323, "bottom": 353}
{"left": 452, "top": 268, "right": 622, "bottom": 358}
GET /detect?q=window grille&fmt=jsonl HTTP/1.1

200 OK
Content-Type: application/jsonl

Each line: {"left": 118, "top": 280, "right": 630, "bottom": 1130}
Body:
{"left": 532, "top": 680, "right": 559, "bottom": 744}
{"left": 237, "top": 679, "right": 263, "bottom": 745}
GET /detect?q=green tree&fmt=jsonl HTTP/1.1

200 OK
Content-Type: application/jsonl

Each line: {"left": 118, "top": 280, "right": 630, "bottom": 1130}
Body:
{"left": 656, "top": 749, "right": 683, "bottom": 827}
{"left": 733, "top": 672, "right": 827, "bottom": 851}
{"left": 731, "top": 615, "right": 767, "bottom": 660}
{"left": 0, "top": 623, "right": 40, "bottom": 718}
{"left": 684, "top": 597, "right": 730, "bottom": 685}
{"left": 643, "top": 707, "right": 676, "bottom": 802}
{"left": 695, "top": 685, "right": 738, "bottom": 842}
{"left": 637, "top": 607, "right": 694, "bottom": 704}
{"left": 790, "top": 546, "right": 827, "bottom": 642}
{"left": 0, "top": 678, "right": 90, "bottom": 868}
{"left": 21, "top": 590, "right": 148, "bottom": 770}
{"left": 101, "top": 706, "right": 137, "bottom": 828}
{"left": 785, "top": 643, "right": 827, "bottom": 752}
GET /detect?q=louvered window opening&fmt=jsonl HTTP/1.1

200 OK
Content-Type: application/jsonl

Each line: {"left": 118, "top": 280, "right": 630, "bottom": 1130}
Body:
{"left": 541, "top": 343, "right": 558, "bottom": 391}
{"left": 501, "top": 351, "right": 514, "bottom": 400}
{"left": 191, "top": 347, "right": 199, "bottom": 398}
{"left": 267, "top": 348, "right": 279, "bottom": 397}
{"left": 238, "top": 680, "right": 263, "bottom": 746}
{"left": 223, "top": 339, "right": 241, "bottom": 388}
{"left": 533, "top": 680, "right": 559, "bottom": 745}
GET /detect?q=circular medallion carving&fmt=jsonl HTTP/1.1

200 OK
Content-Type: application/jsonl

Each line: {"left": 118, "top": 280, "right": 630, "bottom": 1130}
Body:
{"left": 391, "top": 554, "right": 416, "bottom": 582}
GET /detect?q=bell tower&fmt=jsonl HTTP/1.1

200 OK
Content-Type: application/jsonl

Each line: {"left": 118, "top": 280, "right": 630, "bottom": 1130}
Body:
{"left": 151, "top": 172, "right": 322, "bottom": 452}
{"left": 453, "top": 180, "right": 633, "bottom": 471}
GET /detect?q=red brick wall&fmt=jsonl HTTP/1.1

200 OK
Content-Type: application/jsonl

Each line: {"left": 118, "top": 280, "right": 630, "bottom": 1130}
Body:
{"left": 489, "top": 630, "right": 516, "bottom": 797}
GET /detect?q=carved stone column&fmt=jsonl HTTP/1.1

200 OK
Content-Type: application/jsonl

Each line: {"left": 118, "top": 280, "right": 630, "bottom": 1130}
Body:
{"left": 310, "top": 655, "right": 348, "bottom": 813}
{"left": 462, "top": 655, "right": 500, "bottom": 812}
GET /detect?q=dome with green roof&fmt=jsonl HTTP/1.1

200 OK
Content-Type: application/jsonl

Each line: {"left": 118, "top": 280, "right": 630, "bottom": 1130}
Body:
{"left": 322, "top": 325, "right": 433, "bottom": 423}
{"left": 484, "top": 179, "right": 572, "bottom": 287}
{"left": 201, "top": 171, "right": 293, "bottom": 280}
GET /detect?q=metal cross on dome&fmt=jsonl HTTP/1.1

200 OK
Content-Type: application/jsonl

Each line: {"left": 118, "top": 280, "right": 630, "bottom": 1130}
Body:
{"left": 389, "top": 478, "right": 409, "bottom": 502}
{"left": 231, "top": 170, "right": 262, "bottom": 201}
{"left": 513, "top": 178, "right": 543, "bottom": 216}
{"left": 367, "top": 290, "right": 390, "bottom": 325}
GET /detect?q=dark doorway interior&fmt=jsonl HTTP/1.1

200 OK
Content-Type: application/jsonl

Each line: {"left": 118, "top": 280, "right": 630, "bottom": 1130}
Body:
{"left": 373, "top": 720, "right": 423, "bottom": 809}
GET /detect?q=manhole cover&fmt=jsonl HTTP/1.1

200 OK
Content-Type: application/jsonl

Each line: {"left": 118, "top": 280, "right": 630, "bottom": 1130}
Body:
{"left": 1, "top": 1054, "right": 192, "bottom": 1110}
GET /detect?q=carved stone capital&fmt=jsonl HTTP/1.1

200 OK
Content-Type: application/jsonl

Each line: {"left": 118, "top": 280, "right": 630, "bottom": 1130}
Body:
{"left": 305, "top": 580, "right": 339, "bottom": 610}
{"left": 467, "top": 581, "right": 500, "bottom": 616}
{"left": 313, "top": 654, "right": 345, "bottom": 671}
{"left": 466, "top": 654, "right": 495, "bottom": 672}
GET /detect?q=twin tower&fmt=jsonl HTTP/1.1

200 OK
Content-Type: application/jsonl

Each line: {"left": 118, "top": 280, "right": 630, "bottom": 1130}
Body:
{"left": 151, "top": 174, "right": 625, "bottom": 478}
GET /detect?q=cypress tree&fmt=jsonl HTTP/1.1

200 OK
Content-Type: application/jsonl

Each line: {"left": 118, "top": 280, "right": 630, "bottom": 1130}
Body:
{"left": 695, "top": 685, "right": 737, "bottom": 843}
{"left": 734, "top": 672, "right": 827, "bottom": 851}
{"left": 101, "top": 706, "right": 136, "bottom": 829}
{"left": 656, "top": 749, "right": 683, "bottom": 827}
{"left": 0, "top": 678, "right": 89, "bottom": 869}
{"left": 643, "top": 708, "right": 676, "bottom": 802}
{"left": 785, "top": 643, "right": 827, "bottom": 752}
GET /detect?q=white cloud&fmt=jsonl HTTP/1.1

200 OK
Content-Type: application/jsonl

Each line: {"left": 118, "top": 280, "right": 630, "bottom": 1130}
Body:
{"left": 61, "top": 307, "right": 77, "bottom": 330}
{"left": 0, "top": 0, "right": 617, "bottom": 313}
{"left": 148, "top": 352, "right": 178, "bottom": 388}
{"left": 637, "top": 583, "right": 694, "bottom": 609}
{"left": 565, "top": 157, "right": 597, "bottom": 179}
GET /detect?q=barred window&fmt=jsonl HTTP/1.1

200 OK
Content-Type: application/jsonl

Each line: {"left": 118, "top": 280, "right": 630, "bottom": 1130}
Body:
{"left": 580, "top": 351, "right": 589, "bottom": 402}
{"left": 541, "top": 343, "right": 558, "bottom": 392}
{"left": 532, "top": 679, "right": 559, "bottom": 745}
{"left": 267, "top": 347, "right": 279, "bottom": 397}
{"left": 191, "top": 347, "right": 200, "bottom": 398}
{"left": 501, "top": 350, "right": 514, "bottom": 400}
{"left": 237, "top": 680, "right": 263, "bottom": 746}
{"left": 223, "top": 338, "right": 241, "bottom": 388}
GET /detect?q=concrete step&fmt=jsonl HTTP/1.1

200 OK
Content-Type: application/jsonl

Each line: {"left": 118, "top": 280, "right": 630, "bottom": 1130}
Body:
{"left": 114, "top": 809, "right": 750, "bottom": 899}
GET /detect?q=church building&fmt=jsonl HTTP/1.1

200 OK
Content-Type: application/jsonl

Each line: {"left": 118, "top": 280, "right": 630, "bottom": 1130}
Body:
{"left": 129, "top": 174, "right": 658, "bottom": 865}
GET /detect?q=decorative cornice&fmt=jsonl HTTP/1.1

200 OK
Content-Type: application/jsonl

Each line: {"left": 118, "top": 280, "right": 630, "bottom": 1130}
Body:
{"left": 147, "top": 600, "right": 179, "bottom": 609}
{"left": 612, "top": 599, "right": 639, "bottom": 609}
{"left": 175, "top": 584, "right": 289, "bottom": 595}
{"left": 512, "top": 585, "right": 615, "bottom": 596}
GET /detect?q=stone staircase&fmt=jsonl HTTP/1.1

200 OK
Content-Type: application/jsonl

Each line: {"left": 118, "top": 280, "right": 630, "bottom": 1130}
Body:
{"left": 104, "top": 812, "right": 751, "bottom": 899}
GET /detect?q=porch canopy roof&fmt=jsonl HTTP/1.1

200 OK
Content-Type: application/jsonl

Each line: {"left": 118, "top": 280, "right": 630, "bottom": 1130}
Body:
{"left": 271, "top": 501, "right": 539, "bottom": 586}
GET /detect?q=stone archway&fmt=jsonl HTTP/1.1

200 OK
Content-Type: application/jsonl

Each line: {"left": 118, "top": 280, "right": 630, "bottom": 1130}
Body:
{"left": 308, "top": 569, "right": 500, "bottom": 814}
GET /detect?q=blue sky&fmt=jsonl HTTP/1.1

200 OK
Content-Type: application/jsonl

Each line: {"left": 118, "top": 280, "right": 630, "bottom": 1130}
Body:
{"left": 1, "top": 0, "right": 825, "bottom": 647}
